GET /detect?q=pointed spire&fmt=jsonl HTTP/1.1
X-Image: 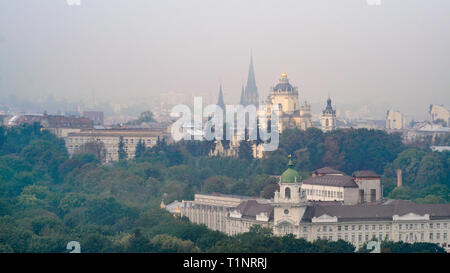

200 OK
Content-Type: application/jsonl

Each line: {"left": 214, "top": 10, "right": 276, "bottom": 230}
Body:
{"left": 217, "top": 84, "right": 225, "bottom": 109}
{"left": 240, "top": 84, "right": 245, "bottom": 105}
{"left": 244, "top": 52, "right": 259, "bottom": 106}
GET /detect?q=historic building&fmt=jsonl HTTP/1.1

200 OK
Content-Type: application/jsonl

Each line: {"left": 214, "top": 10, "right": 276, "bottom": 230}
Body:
{"left": 320, "top": 97, "right": 337, "bottom": 132}
{"left": 66, "top": 128, "right": 169, "bottom": 162}
{"left": 180, "top": 160, "right": 450, "bottom": 250}
{"left": 263, "top": 72, "right": 312, "bottom": 133}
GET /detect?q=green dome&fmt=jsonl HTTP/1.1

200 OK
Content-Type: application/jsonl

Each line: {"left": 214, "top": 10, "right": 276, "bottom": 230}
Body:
{"left": 281, "top": 159, "right": 301, "bottom": 183}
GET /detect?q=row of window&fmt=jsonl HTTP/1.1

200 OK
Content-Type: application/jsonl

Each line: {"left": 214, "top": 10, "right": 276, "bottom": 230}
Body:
{"left": 305, "top": 188, "right": 343, "bottom": 199}
{"left": 317, "top": 224, "right": 391, "bottom": 233}
{"left": 398, "top": 223, "right": 448, "bottom": 230}
{"left": 399, "top": 232, "right": 448, "bottom": 242}
{"left": 68, "top": 137, "right": 156, "bottom": 145}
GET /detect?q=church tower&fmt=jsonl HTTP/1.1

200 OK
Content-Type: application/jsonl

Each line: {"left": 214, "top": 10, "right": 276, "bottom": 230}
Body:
{"left": 273, "top": 157, "right": 308, "bottom": 236}
{"left": 217, "top": 84, "right": 225, "bottom": 110}
{"left": 241, "top": 54, "right": 259, "bottom": 106}
{"left": 320, "top": 97, "right": 337, "bottom": 132}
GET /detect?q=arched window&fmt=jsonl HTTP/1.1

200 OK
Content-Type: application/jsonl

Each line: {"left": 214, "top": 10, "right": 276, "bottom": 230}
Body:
{"left": 285, "top": 187, "right": 291, "bottom": 199}
{"left": 326, "top": 119, "right": 329, "bottom": 127}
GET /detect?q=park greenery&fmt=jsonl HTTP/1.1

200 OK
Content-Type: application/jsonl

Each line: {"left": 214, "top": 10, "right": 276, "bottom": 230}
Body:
{"left": 0, "top": 123, "right": 448, "bottom": 253}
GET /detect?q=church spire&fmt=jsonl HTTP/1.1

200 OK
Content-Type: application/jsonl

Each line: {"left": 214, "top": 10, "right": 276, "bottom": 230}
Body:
{"left": 217, "top": 84, "right": 225, "bottom": 109}
{"left": 244, "top": 53, "right": 259, "bottom": 106}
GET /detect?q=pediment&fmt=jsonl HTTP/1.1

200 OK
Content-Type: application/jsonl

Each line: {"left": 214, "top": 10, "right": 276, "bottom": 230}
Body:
{"left": 312, "top": 214, "right": 338, "bottom": 223}
{"left": 393, "top": 213, "right": 429, "bottom": 221}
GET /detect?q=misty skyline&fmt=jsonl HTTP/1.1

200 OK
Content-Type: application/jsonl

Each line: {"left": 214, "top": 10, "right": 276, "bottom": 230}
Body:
{"left": 0, "top": 0, "right": 449, "bottom": 120}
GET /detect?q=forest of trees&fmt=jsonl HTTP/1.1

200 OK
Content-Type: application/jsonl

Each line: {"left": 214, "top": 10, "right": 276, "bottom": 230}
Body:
{"left": 0, "top": 123, "right": 448, "bottom": 253}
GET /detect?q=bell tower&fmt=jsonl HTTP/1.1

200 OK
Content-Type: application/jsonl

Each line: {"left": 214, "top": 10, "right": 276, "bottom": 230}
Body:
{"left": 273, "top": 157, "right": 308, "bottom": 236}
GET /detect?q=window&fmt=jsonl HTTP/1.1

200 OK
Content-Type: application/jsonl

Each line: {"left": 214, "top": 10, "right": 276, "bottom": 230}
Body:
{"left": 429, "top": 233, "right": 433, "bottom": 240}
{"left": 338, "top": 226, "right": 342, "bottom": 231}
{"left": 285, "top": 187, "right": 291, "bottom": 199}
{"left": 370, "top": 189, "right": 376, "bottom": 202}
{"left": 345, "top": 225, "right": 348, "bottom": 231}
{"left": 352, "top": 225, "right": 355, "bottom": 231}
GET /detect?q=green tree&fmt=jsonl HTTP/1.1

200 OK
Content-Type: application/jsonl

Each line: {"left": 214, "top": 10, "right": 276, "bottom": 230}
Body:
{"left": 135, "top": 139, "right": 146, "bottom": 159}
{"left": 118, "top": 136, "right": 127, "bottom": 160}
{"left": 238, "top": 140, "right": 253, "bottom": 160}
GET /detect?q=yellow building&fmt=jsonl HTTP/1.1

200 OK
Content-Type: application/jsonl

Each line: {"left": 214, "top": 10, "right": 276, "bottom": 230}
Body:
{"left": 429, "top": 104, "right": 449, "bottom": 127}
{"left": 263, "top": 72, "right": 312, "bottom": 133}
{"left": 66, "top": 128, "right": 169, "bottom": 162}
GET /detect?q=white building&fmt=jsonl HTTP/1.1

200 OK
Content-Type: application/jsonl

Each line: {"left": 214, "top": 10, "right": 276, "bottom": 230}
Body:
{"left": 180, "top": 161, "right": 450, "bottom": 249}
{"left": 320, "top": 97, "right": 337, "bottom": 132}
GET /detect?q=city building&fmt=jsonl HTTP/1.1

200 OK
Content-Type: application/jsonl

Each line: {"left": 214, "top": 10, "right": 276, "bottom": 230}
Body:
{"left": 180, "top": 160, "right": 450, "bottom": 249}
{"left": 386, "top": 109, "right": 407, "bottom": 130}
{"left": 263, "top": 72, "right": 312, "bottom": 133}
{"left": 429, "top": 104, "right": 449, "bottom": 127}
{"left": 320, "top": 97, "right": 337, "bottom": 132}
{"left": 66, "top": 128, "right": 169, "bottom": 162}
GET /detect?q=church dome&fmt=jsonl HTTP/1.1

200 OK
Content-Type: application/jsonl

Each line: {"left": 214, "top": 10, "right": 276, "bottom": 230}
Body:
{"left": 281, "top": 159, "right": 301, "bottom": 183}
{"left": 273, "top": 72, "right": 294, "bottom": 92}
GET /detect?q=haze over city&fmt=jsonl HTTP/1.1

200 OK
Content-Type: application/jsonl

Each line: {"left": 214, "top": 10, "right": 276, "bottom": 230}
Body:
{"left": 0, "top": 0, "right": 449, "bottom": 120}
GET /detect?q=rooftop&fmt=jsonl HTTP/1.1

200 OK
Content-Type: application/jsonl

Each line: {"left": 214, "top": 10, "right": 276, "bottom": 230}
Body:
{"left": 302, "top": 174, "right": 358, "bottom": 188}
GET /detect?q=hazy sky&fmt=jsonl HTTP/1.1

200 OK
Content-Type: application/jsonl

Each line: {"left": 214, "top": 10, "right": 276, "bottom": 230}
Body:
{"left": 0, "top": 0, "right": 449, "bottom": 119}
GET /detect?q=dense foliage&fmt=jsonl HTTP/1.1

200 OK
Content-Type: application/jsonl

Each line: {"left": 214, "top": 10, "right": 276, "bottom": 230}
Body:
{"left": 0, "top": 124, "right": 448, "bottom": 253}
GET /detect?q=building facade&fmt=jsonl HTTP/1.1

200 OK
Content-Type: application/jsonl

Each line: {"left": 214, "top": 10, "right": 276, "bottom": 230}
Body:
{"left": 180, "top": 161, "right": 450, "bottom": 250}
{"left": 66, "top": 128, "right": 168, "bottom": 162}
{"left": 429, "top": 104, "right": 449, "bottom": 127}
{"left": 263, "top": 72, "right": 312, "bottom": 133}
{"left": 386, "top": 109, "right": 407, "bottom": 130}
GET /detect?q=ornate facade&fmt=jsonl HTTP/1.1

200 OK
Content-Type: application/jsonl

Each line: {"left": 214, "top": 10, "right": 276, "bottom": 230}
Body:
{"left": 180, "top": 161, "right": 450, "bottom": 250}
{"left": 263, "top": 72, "right": 312, "bottom": 133}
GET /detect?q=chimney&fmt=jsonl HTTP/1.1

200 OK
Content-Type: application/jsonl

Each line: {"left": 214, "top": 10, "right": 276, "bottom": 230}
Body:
{"left": 396, "top": 169, "right": 402, "bottom": 187}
